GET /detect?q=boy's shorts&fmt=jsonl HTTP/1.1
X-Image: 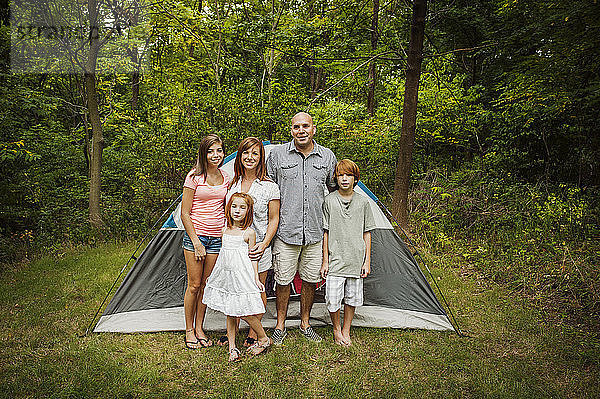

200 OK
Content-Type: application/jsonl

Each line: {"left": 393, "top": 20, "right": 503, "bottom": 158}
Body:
{"left": 325, "top": 275, "right": 364, "bottom": 313}
{"left": 272, "top": 237, "right": 322, "bottom": 285}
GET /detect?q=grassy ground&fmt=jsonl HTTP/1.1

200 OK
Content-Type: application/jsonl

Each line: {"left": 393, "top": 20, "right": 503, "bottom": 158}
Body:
{"left": 0, "top": 242, "right": 598, "bottom": 398}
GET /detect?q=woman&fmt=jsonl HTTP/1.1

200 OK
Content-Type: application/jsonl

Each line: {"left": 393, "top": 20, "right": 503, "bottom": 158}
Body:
{"left": 181, "top": 134, "right": 229, "bottom": 349}
{"left": 220, "top": 137, "right": 280, "bottom": 347}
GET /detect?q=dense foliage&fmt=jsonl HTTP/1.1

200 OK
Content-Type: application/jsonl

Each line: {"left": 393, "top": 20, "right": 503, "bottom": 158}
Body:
{"left": 1, "top": 1, "right": 598, "bottom": 322}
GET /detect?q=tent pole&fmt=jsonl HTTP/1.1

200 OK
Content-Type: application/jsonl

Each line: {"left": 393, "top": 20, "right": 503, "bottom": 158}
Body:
{"left": 82, "top": 194, "right": 183, "bottom": 337}
{"left": 377, "top": 201, "right": 464, "bottom": 336}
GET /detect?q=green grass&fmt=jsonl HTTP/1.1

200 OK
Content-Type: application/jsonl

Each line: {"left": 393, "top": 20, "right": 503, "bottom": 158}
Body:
{"left": 0, "top": 242, "right": 598, "bottom": 398}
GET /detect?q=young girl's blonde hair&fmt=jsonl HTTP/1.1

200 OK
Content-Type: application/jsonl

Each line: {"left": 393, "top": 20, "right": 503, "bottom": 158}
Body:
{"left": 225, "top": 192, "right": 254, "bottom": 229}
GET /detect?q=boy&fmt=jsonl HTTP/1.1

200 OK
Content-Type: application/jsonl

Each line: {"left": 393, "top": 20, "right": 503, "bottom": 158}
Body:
{"left": 320, "top": 159, "right": 376, "bottom": 346}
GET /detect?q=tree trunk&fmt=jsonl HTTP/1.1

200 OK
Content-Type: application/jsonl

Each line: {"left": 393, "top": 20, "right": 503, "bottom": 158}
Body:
{"left": 87, "top": 0, "right": 104, "bottom": 229}
{"left": 214, "top": 2, "right": 222, "bottom": 90}
{"left": 366, "top": 0, "right": 379, "bottom": 116}
{"left": 309, "top": 63, "right": 325, "bottom": 99}
{"left": 391, "top": 0, "right": 427, "bottom": 229}
{"left": 309, "top": 64, "right": 316, "bottom": 99}
{"left": 131, "top": 69, "right": 140, "bottom": 110}
{"left": 307, "top": 0, "right": 324, "bottom": 99}
{"left": 129, "top": 8, "right": 140, "bottom": 111}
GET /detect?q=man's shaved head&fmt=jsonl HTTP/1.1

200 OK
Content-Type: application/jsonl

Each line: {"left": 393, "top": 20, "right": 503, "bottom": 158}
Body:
{"left": 291, "top": 112, "right": 314, "bottom": 125}
{"left": 290, "top": 112, "right": 316, "bottom": 152}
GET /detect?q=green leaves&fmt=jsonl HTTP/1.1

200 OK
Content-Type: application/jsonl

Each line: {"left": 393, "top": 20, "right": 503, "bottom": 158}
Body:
{"left": 2, "top": 0, "right": 598, "bottom": 267}
{"left": 0, "top": 141, "right": 40, "bottom": 163}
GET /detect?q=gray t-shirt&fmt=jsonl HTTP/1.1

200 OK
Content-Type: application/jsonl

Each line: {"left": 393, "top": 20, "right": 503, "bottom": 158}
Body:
{"left": 323, "top": 191, "right": 376, "bottom": 278}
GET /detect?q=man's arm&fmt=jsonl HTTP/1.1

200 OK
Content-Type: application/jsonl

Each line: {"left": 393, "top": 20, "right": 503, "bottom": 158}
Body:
{"left": 325, "top": 151, "right": 338, "bottom": 192}
{"left": 266, "top": 150, "right": 278, "bottom": 184}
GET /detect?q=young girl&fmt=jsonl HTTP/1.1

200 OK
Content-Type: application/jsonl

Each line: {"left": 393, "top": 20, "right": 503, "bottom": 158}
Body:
{"left": 202, "top": 193, "right": 272, "bottom": 362}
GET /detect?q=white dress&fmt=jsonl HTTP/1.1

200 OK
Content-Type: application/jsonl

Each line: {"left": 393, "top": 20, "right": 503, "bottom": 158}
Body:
{"left": 202, "top": 230, "right": 266, "bottom": 317}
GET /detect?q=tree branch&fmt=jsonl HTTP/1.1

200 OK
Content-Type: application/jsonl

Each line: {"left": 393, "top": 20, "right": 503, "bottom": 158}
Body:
{"left": 306, "top": 51, "right": 394, "bottom": 111}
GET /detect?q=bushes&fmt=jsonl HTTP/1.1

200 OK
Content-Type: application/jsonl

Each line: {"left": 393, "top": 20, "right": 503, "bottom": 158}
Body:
{"left": 409, "top": 161, "right": 600, "bottom": 323}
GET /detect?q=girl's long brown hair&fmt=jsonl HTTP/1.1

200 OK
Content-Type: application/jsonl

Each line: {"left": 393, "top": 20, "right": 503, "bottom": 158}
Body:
{"left": 225, "top": 193, "right": 254, "bottom": 230}
{"left": 229, "top": 137, "right": 267, "bottom": 189}
{"left": 193, "top": 134, "right": 224, "bottom": 179}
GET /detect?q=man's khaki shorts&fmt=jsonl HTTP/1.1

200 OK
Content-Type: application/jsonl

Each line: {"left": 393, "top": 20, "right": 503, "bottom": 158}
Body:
{"left": 272, "top": 237, "right": 322, "bottom": 285}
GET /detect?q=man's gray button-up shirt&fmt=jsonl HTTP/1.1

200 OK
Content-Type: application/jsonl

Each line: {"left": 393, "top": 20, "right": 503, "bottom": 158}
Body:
{"left": 266, "top": 141, "right": 337, "bottom": 246}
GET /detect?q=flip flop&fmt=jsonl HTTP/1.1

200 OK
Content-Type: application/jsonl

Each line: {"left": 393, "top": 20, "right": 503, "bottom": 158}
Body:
{"left": 184, "top": 337, "right": 199, "bottom": 349}
{"left": 228, "top": 347, "right": 241, "bottom": 362}
{"left": 194, "top": 329, "right": 213, "bottom": 348}
{"left": 185, "top": 328, "right": 199, "bottom": 349}
{"left": 216, "top": 335, "right": 228, "bottom": 346}
{"left": 198, "top": 337, "right": 213, "bottom": 348}
{"left": 247, "top": 338, "right": 272, "bottom": 356}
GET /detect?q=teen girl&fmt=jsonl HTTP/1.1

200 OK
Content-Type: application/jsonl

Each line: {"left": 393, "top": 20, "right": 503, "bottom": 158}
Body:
{"left": 181, "top": 134, "right": 230, "bottom": 349}
{"left": 202, "top": 193, "right": 272, "bottom": 362}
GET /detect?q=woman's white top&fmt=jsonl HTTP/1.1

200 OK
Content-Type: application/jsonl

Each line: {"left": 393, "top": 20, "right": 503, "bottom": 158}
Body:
{"left": 226, "top": 178, "right": 280, "bottom": 242}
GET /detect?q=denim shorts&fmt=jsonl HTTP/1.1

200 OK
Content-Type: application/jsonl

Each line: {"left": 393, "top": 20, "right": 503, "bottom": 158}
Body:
{"left": 182, "top": 232, "right": 222, "bottom": 254}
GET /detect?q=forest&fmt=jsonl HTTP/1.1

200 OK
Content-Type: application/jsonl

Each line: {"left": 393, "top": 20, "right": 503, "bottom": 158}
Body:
{"left": 0, "top": 0, "right": 599, "bottom": 395}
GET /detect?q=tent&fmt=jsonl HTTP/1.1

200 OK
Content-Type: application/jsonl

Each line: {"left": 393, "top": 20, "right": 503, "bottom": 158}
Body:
{"left": 91, "top": 143, "right": 458, "bottom": 334}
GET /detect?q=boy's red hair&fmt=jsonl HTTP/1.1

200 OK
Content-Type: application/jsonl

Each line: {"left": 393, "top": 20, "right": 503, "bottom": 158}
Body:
{"left": 335, "top": 159, "right": 360, "bottom": 187}
{"left": 225, "top": 192, "right": 254, "bottom": 229}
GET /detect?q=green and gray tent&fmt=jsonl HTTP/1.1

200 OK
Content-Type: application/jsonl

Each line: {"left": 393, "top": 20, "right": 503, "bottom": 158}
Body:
{"left": 93, "top": 143, "right": 457, "bottom": 334}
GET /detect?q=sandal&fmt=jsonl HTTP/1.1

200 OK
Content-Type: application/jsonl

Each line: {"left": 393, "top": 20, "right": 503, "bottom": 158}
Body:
{"left": 195, "top": 330, "right": 213, "bottom": 348}
{"left": 243, "top": 337, "right": 256, "bottom": 348}
{"left": 185, "top": 328, "right": 199, "bottom": 349}
{"left": 228, "top": 347, "right": 241, "bottom": 362}
{"left": 216, "top": 335, "right": 228, "bottom": 346}
{"left": 247, "top": 338, "right": 272, "bottom": 356}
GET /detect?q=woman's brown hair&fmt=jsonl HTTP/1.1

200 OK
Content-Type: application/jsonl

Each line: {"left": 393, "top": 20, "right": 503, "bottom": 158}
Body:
{"left": 193, "top": 134, "right": 224, "bottom": 179}
{"left": 225, "top": 192, "right": 254, "bottom": 229}
{"left": 229, "top": 137, "right": 267, "bottom": 189}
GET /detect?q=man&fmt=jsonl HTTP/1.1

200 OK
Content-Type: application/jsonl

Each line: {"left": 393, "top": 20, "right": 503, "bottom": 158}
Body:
{"left": 266, "top": 112, "right": 337, "bottom": 344}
